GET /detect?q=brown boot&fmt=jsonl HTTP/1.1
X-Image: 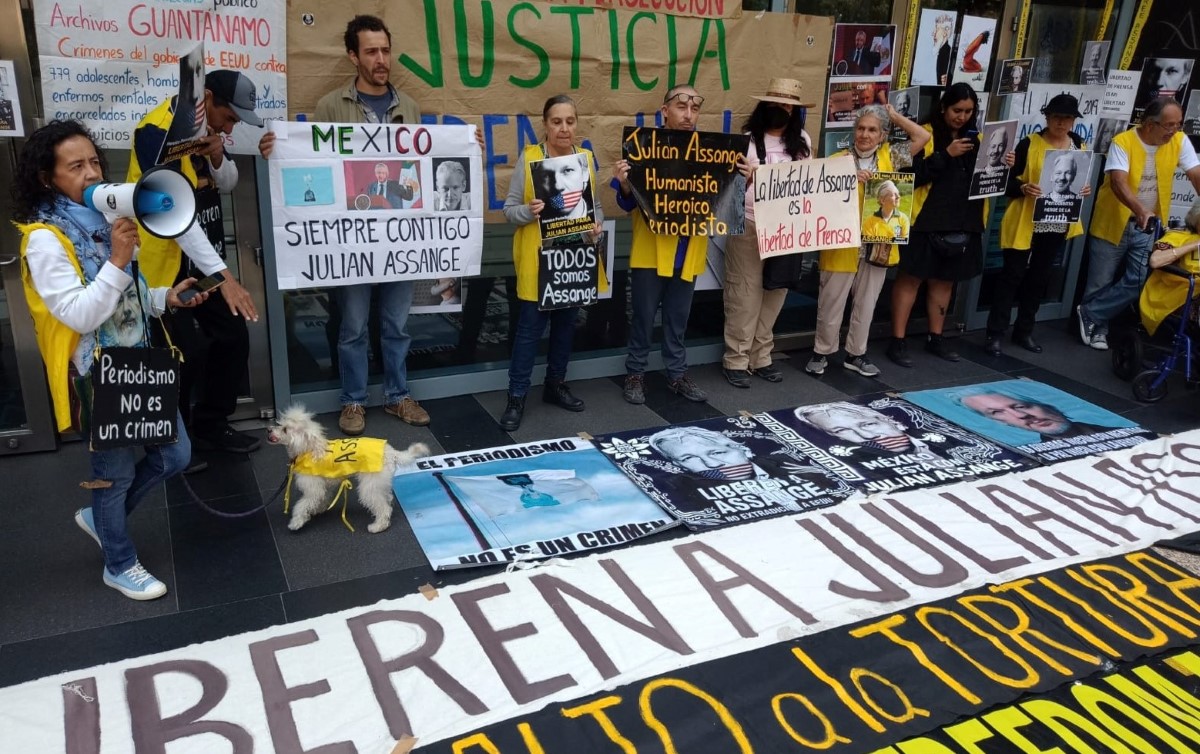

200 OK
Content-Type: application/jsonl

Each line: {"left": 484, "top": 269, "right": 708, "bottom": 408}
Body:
{"left": 338, "top": 404, "right": 366, "bottom": 435}
{"left": 385, "top": 396, "right": 430, "bottom": 426}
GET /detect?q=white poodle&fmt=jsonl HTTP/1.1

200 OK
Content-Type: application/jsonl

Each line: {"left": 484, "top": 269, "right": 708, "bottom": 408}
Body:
{"left": 266, "top": 406, "right": 430, "bottom": 533}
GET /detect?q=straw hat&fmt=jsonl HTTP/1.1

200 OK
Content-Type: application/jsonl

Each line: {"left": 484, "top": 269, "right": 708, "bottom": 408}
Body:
{"left": 753, "top": 78, "right": 815, "bottom": 108}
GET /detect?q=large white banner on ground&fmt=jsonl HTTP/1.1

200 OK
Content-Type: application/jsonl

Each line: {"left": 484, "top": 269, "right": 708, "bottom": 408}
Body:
{"left": 2, "top": 431, "right": 1199, "bottom": 752}
{"left": 267, "top": 121, "right": 484, "bottom": 290}
{"left": 32, "top": 0, "right": 286, "bottom": 154}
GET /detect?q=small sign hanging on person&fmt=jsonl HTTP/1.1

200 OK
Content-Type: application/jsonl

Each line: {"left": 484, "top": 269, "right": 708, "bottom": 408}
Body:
{"left": 537, "top": 237, "right": 602, "bottom": 310}
{"left": 89, "top": 347, "right": 179, "bottom": 451}
{"left": 751, "top": 154, "right": 861, "bottom": 258}
{"left": 621, "top": 126, "right": 749, "bottom": 236}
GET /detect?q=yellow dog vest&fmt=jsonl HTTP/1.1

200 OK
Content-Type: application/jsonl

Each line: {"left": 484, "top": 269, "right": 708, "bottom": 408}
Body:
{"left": 293, "top": 438, "right": 387, "bottom": 478}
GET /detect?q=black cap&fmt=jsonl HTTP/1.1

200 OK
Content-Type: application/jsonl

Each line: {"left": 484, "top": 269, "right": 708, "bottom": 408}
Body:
{"left": 1042, "top": 94, "right": 1083, "bottom": 118}
{"left": 204, "top": 70, "right": 263, "bottom": 127}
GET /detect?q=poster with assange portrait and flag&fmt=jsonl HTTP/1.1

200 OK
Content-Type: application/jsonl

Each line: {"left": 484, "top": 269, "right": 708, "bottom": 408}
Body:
{"left": 593, "top": 414, "right": 858, "bottom": 530}
{"left": 757, "top": 396, "right": 1034, "bottom": 496}
{"left": 392, "top": 437, "right": 675, "bottom": 569}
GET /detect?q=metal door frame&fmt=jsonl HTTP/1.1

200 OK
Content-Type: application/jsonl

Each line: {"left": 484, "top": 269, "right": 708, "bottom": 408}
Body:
{"left": 0, "top": 0, "right": 55, "bottom": 454}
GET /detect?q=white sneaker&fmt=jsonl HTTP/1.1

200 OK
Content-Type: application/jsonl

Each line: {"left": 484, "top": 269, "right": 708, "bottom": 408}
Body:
{"left": 1090, "top": 331, "right": 1109, "bottom": 351}
{"left": 103, "top": 561, "right": 167, "bottom": 601}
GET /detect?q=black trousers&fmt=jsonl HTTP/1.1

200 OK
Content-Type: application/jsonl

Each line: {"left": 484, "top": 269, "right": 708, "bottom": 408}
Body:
{"left": 164, "top": 286, "right": 249, "bottom": 430}
{"left": 986, "top": 232, "right": 1063, "bottom": 337}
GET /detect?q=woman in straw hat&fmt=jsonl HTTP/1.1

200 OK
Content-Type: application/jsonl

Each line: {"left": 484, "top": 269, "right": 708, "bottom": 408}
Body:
{"left": 805, "top": 103, "right": 928, "bottom": 378}
{"left": 721, "top": 77, "right": 813, "bottom": 388}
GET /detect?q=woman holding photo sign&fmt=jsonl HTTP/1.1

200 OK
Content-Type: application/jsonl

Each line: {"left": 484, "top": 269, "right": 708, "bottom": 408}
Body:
{"left": 721, "top": 78, "right": 814, "bottom": 388}
{"left": 888, "top": 83, "right": 1010, "bottom": 367}
{"left": 500, "top": 95, "right": 604, "bottom": 432}
{"left": 986, "top": 95, "right": 1090, "bottom": 356}
{"left": 807, "top": 104, "right": 929, "bottom": 378}
{"left": 15, "top": 120, "right": 209, "bottom": 601}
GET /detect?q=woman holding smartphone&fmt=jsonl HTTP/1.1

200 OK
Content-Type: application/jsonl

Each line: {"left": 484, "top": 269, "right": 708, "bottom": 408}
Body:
{"left": 888, "top": 83, "right": 1005, "bottom": 367}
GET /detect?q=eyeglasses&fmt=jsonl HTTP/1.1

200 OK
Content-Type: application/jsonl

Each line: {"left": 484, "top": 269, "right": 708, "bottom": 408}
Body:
{"left": 664, "top": 92, "right": 705, "bottom": 107}
{"left": 1152, "top": 120, "right": 1182, "bottom": 132}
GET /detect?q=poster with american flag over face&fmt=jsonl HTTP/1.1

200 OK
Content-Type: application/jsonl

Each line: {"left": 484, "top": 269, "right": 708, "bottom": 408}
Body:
{"left": 158, "top": 42, "right": 209, "bottom": 165}
{"left": 531, "top": 152, "right": 596, "bottom": 240}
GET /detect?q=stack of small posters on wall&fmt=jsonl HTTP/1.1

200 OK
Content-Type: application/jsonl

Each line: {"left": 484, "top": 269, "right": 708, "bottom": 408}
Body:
{"left": 593, "top": 415, "right": 857, "bottom": 530}
{"left": 912, "top": 9, "right": 957, "bottom": 87}
{"left": 903, "top": 379, "right": 1156, "bottom": 463}
{"left": 1032, "top": 150, "right": 1094, "bottom": 223}
{"left": 1134, "top": 57, "right": 1195, "bottom": 122}
{"left": 996, "top": 59, "right": 1032, "bottom": 96}
{"left": 951, "top": 16, "right": 998, "bottom": 92}
{"left": 755, "top": 396, "right": 1033, "bottom": 495}
{"left": 968, "top": 120, "right": 1017, "bottom": 199}
{"left": 826, "top": 23, "right": 896, "bottom": 129}
{"left": 392, "top": 437, "right": 675, "bottom": 569}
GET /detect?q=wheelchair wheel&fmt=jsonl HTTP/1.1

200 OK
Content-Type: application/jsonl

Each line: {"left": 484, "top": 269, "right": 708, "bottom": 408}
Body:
{"left": 1132, "top": 369, "right": 1169, "bottom": 403}
{"left": 1110, "top": 330, "right": 1143, "bottom": 381}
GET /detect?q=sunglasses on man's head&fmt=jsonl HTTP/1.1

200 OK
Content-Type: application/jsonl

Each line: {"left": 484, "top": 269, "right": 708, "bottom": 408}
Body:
{"left": 664, "top": 92, "right": 705, "bottom": 107}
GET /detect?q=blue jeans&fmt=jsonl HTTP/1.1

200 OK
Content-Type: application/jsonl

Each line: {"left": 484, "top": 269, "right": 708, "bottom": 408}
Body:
{"left": 508, "top": 302, "right": 578, "bottom": 397}
{"left": 626, "top": 267, "right": 696, "bottom": 380}
{"left": 337, "top": 282, "right": 414, "bottom": 405}
{"left": 1080, "top": 224, "right": 1155, "bottom": 328}
{"left": 90, "top": 413, "right": 190, "bottom": 574}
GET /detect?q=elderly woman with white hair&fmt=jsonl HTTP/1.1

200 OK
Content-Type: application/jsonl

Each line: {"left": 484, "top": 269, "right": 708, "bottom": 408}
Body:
{"left": 1139, "top": 198, "right": 1200, "bottom": 337}
{"left": 806, "top": 103, "right": 928, "bottom": 378}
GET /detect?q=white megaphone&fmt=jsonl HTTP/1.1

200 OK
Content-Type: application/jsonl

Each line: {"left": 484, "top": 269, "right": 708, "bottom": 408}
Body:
{"left": 83, "top": 165, "right": 196, "bottom": 240}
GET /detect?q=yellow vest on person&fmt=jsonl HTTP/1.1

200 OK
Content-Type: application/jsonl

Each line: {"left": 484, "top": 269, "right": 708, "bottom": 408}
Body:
{"left": 17, "top": 223, "right": 83, "bottom": 432}
{"left": 999, "top": 133, "right": 1086, "bottom": 250}
{"left": 628, "top": 197, "right": 708, "bottom": 280}
{"left": 292, "top": 437, "right": 388, "bottom": 479}
{"left": 1139, "top": 229, "right": 1200, "bottom": 335}
{"left": 512, "top": 144, "right": 608, "bottom": 302}
{"left": 1090, "top": 129, "right": 1183, "bottom": 245}
{"left": 819, "top": 145, "right": 899, "bottom": 272}
{"left": 126, "top": 98, "right": 202, "bottom": 288}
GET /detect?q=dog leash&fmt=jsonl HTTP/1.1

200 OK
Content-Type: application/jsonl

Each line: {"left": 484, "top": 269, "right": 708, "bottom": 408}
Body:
{"left": 180, "top": 462, "right": 357, "bottom": 532}
{"left": 178, "top": 463, "right": 292, "bottom": 520}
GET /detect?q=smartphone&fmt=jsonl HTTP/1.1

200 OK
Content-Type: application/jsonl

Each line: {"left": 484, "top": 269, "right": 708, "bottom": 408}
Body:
{"left": 177, "top": 271, "right": 226, "bottom": 303}
{"left": 964, "top": 129, "right": 979, "bottom": 140}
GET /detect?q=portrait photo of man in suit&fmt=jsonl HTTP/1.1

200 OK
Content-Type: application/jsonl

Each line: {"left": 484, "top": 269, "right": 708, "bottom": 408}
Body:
{"left": 362, "top": 162, "right": 415, "bottom": 209}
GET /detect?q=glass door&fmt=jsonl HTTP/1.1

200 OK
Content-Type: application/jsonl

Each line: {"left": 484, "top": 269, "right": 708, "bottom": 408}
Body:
{"left": 962, "top": 0, "right": 1122, "bottom": 330}
{"left": 0, "top": 245, "right": 56, "bottom": 455}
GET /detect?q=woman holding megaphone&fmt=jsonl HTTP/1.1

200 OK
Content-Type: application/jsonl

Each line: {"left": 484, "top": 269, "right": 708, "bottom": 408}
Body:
{"left": 14, "top": 120, "right": 209, "bottom": 601}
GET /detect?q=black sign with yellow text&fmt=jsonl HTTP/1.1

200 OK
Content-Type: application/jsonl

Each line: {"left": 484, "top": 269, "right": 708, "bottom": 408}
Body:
{"left": 622, "top": 126, "right": 749, "bottom": 237}
{"left": 430, "top": 549, "right": 1200, "bottom": 752}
